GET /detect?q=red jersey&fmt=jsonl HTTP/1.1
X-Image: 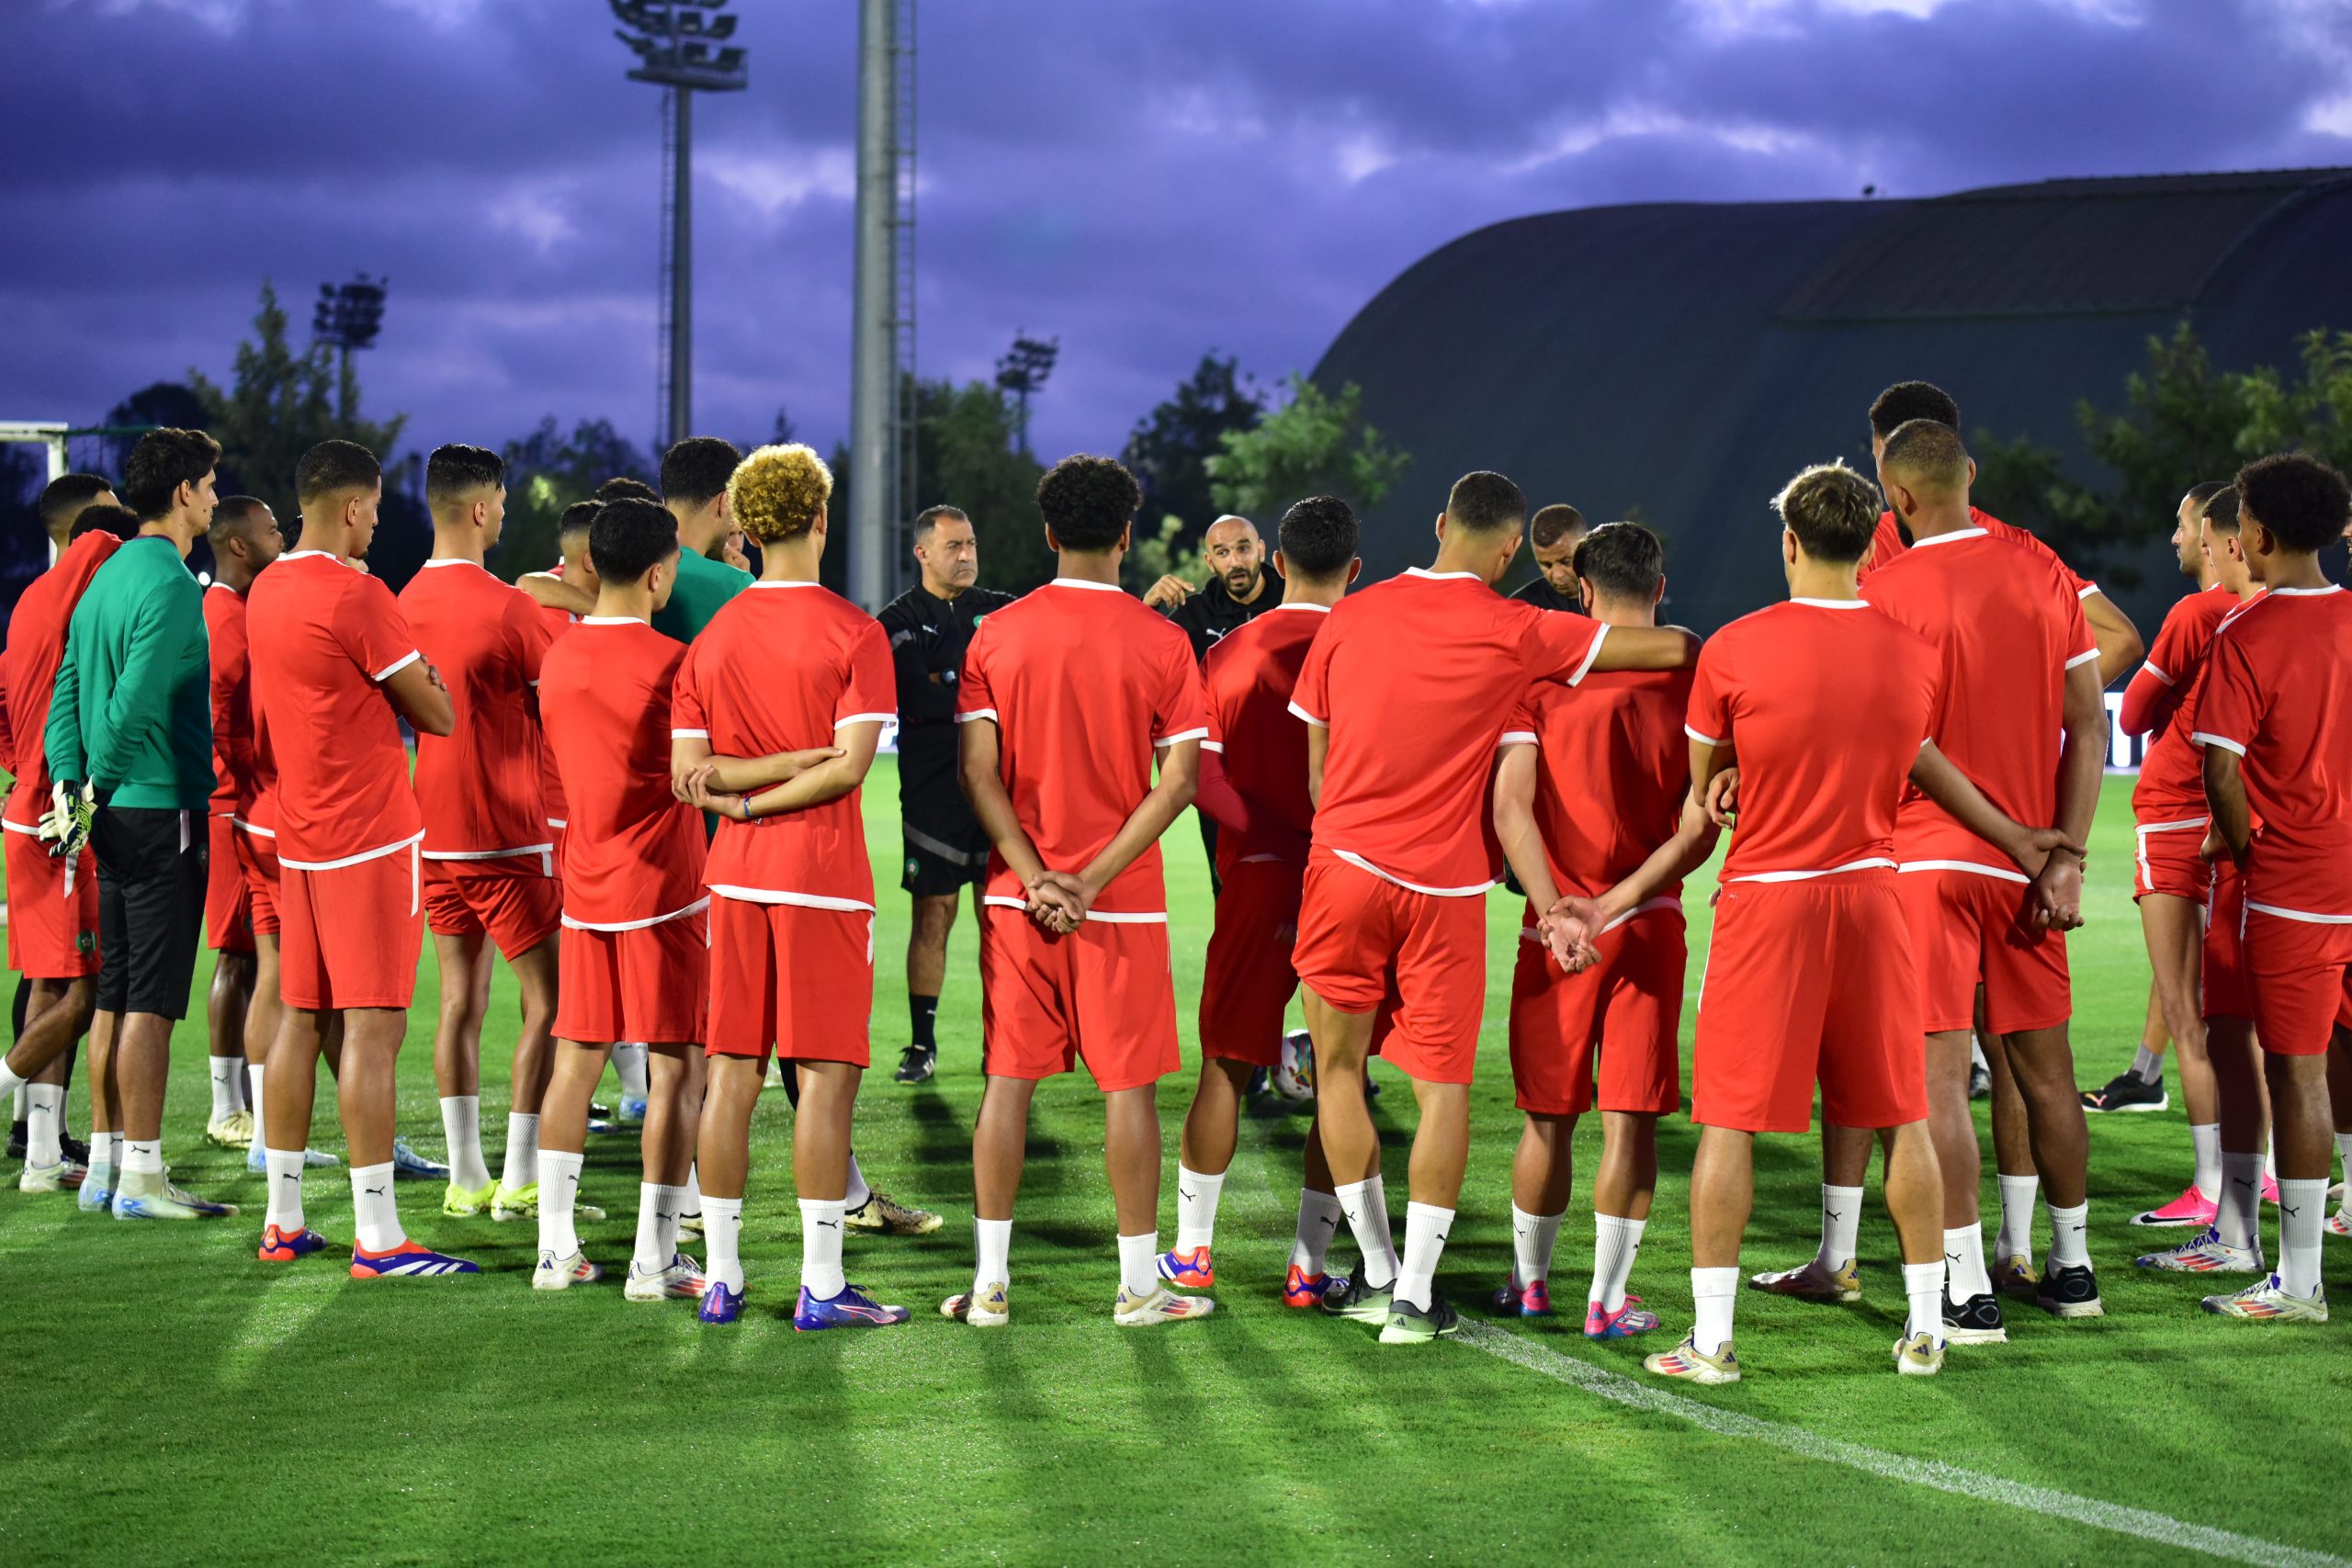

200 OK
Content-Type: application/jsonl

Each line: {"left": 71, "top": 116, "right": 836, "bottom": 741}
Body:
{"left": 1685, "top": 599, "right": 1939, "bottom": 881}
{"left": 1861, "top": 528, "right": 2098, "bottom": 876}
{"left": 1290, "top": 568, "right": 1607, "bottom": 895}
{"left": 246, "top": 551, "right": 425, "bottom": 867}
{"left": 955, "top": 578, "right": 1205, "bottom": 918}
{"left": 537, "top": 598, "right": 576, "bottom": 828}
{"left": 2191, "top": 586, "right": 2352, "bottom": 920}
{"left": 672, "top": 581, "right": 894, "bottom": 909}
{"left": 204, "top": 581, "right": 256, "bottom": 817}
{"left": 1201, "top": 603, "right": 1326, "bottom": 873}
{"left": 1860, "top": 505, "right": 2096, "bottom": 600}
{"left": 1502, "top": 663, "right": 1696, "bottom": 903}
{"left": 1, "top": 532, "right": 119, "bottom": 825}
{"left": 2120, "top": 584, "right": 2241, "bottom": 823}
{"left": 398, "top": 559, "right": 555, "bottom": 859}
{"left": 539, "top": 617, "right": 706, "bottom": 927}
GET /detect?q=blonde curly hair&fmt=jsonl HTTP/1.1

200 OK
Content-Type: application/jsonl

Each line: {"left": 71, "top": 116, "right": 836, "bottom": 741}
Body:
{"left": 728, "top": 443, "right": 833, "bottom": 543}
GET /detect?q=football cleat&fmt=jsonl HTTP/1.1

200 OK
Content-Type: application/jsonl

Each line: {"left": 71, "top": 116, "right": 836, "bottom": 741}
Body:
{"left": 2080, "top": 1069, "right": 2166, "bottom": 1113}
{"left": 1645, "top": 1337, "right": 1740, "bottom": 1384}
{"left": 1894, "top": 1330, "right": 1947, "bottom": 1377}
{"left": 1271, "top": 1030, "right": 1316, "bottom": 1101}
{"left": 1747, "top": 1256, "right": 1860, "bottom": 1303}
{"left": 1991, "top": 1254, "right": 2040, "bottom": 1295}
{"left": 76, "top": 1164, "right": 116, "bottom": 1213}
{"left": 112, "top": 1175, "right": 237, "bottom": 1221}
{"left": 2131, "top": 1185, "right": 2217, "bottom": 1228}
{"left": 17, "top": 1156, "right": 86, "bottom": 1194}
{"left": 2036, "top": 1261, "right": 2105, "bottom": 1318}
{"left": 256, "top": 1224, "right": 331, "bottom": 1262}
{"left": 677, "top": 1209, "right": 706, "bottom": 1239}
{"left": 696, "top": 1279, "right": 746, "bottom": 1324}
{"left": 2201, "top": 1274, "right": 2328, "bottom": 1323}
{"left": 1318, "top": 1275, "right": 1395, "bottom": 1323}
{"left": 843, "top": 1190, "right": 941, "bottom": 1235}
{"left": 618, "top": 1096, "right": 650, "bottom": 1122}
{"left": 624, "top": 1253, "right": 708, "bottom": 1302}
{"left": 1157, "top": 1245, "right": 1214, "bottom": 1290}
{"left": 1584, "top": 1295, "right": 1661, "bottom": 1339}
{"left": 532, "top": 1248, "right": 605, "bottom": 1291}
{"left": 941, "top": 1281, "right": 1009, "bottom": 1327}
{"left": 1968, "top": 1061, "right": 1991, "bottom": 1100}
{"left": 489, "top": 1182, "right": 605, "bottom": 1223}
{"left": 1380, "top": 1293, "right": 1461, "bottom": 1345}
{"left": 892, "top": 1045, "right": 935, "bottom": 1086}
{"left": 59, "top": 1130, "right": 90, "bottom": 1166}
{"left": 1282, "top": 1264, "right": 1342, "bottom": 1308}
{"left": 205, "top": 1110, "right": 255, "bottom": 1149}
{"left": 794, "top": 1282, "right": 912, "bottom": 1331}
{"left": 1114, "top": 1282, "right": 1215, "bottom": 1325}
{"left": 1491, "top": 1276, "right": 1553, "bottom": 1317}
{"left": 390, "top": 1138, "right": 449, "bottom": 1181}
{"left": 2327, "top": 1210, "right": 2351, "bottom": 1239}
{"left": 2135, "top": 1226, "right": 2263, "bottom": 1273}
{"left": 442, "top": 1179, "right": 496, "bottom": 1217}
{"left": 349, "top": 1240, "right": 479, "bottom": 1278}
{"left": 249, "top": 1142, "right": 338, "bottom": 1174}
{"left": 1942, "top": 1292, "right": 2008, "bottom": 1345}
{"left": 4, "top": 1119, "right": 21, "bottom": 1161}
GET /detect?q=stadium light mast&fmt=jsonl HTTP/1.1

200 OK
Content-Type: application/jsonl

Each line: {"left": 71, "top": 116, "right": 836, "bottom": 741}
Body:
{"left": 312, "top": 274, "right": 389, "bottom": 422}
{"left": 850, "top": 0, "right": 917, "bottom": 610}
{"left": 612, "top": 1, "right": 748, "bottom": 456}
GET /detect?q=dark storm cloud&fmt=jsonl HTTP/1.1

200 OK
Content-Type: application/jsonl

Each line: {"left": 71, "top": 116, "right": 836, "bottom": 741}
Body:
{"left": 2, "top": 0, "right": 2345, "bottom": 475}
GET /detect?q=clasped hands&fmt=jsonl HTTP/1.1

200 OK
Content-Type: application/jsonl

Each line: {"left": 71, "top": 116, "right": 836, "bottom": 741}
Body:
{"left": 1022, "top": 869, "right": 1094, "bottom": 935}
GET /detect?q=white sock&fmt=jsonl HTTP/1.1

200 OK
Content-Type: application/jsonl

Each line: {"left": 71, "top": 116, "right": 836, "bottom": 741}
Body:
{"left": 350, "top": 1161, "right": 401, "bottom": 1251}
{"left": 1335, "top": 1174, "right": 1399, "bottom": 1289}
{"left": 2189, "top": 1123, "right": 2222, "bottom": 1201}
{"left": 123, "top": 1138, "right": 164, "bottom": 1176}
{"left": 800, "top": 1198, "right": 847, "bottom": 1299}
{"left": 1115, "top": 1230, "right": 1158, "bottom": 1297}
{"left": 2217, "top": 1151, "right": 2265, "bottom": 1253}
{"left": 25, "top": 1083, "right": 63, "bottom": 1168}
{"left": 440, "top": 1095, "right": 489, "bottom": 1189}
{"left": 635, "top": 1182, "right": 683, "bottom": 1271}
{"left": 1509, "top": 1203, "right": 1558, "bottom": 1288}
{"left": 1817, "top": 1183, "right": 1863, "bottom": 1268}
{"left": 2278, "top": 1178, "right": 2327, "bottom": 1298}
{"left": 1394, "top": 1201, "right": 1453, "bottom": 1313}
{"left": 974, "top": 1215, "right": 1012, "bottom": 1292}
{"left": 702, "top": 1196, "right": 746, "bottom": 1291}
{"left": 1173, "top": 1164, "right": 1225, "bottom": 1253}
{"left": 1291, "top": 1189, "right": 1343, "bottom": 1275}
{"left": 248, "top": 1065, "right": 267, "bottom": 1150}
{"left": 2047, "top": 1201, "right": 2089, "bottom": 1269}
{"left": 2131, "top": 1043, "right": 2162, "bottom": 1084}
{"left": 1902, "top": 1259, "right": 1946, "bottom": 1343}
{"left": 2336, "top": 1134, "right": 2352, "bottom": 1204}
{"left": 843, "top": 1152, "right": 872, "bottom": 1212}
{"left": 208, "top": 1055, "right": 242, "bottom": 1122}
{"left": 502, "top": 1113, "right": 539, "bottom": 1191}
{"left": 1942, "top": 1224, "right": 1993, "bottom": 1300}
{"left": 265, "top": 1149, "right": 307, "bottom": 1232}
{"left": 537, "top": 1149, "right": 584, "bottom": 1258}
{"left": 1590, "top": 1213, "right": 1646, "bottom": 1313}
{"left": 611, "top": 1042, "right": 649, "bottom": 1100}
{"left": 683, "top": 1162, "right": 703, "bottom": 1219}
{"left": 1996, "top": 1174, "right": 2040, "bottom": 1262}
{"left": 0, "top": 1059, "right": 25, "bottom": 1099}
{"left": 1691, "top": 1265, "right": 1739, "bottom": 1357}
{"left": 89, "top": 1131, "right": 120, "bottom": 1172}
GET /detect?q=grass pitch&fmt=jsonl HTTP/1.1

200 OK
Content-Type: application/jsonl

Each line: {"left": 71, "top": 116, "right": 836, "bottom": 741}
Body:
{"left": 1, "top": 763, "right": 2345, "bottom": 1565}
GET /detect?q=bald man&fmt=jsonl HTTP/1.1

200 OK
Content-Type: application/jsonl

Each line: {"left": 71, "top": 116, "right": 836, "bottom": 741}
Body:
{"left": 1143, "top": 515, "right": 1274, "bottom": 891}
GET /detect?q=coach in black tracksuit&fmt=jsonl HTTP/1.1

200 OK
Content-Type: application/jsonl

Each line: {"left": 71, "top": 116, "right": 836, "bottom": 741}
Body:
{"left": 878, "top": 506, "right": 1013, "bottom": 1085}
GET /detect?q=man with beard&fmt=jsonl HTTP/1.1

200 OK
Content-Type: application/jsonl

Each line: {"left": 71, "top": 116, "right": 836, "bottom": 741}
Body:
{"left": 1143, "top": 514, "right": 1273, "bottom": 888}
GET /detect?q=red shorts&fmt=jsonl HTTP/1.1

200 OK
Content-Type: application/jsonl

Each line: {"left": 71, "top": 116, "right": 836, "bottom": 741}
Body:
{"left": 1292, "top": 853, "right": 1486, "bottom": 1085}
{"left": 705, "top": 894, "right": 871, "bottom": 1066}
{"left": 2201, "top": 861, "right": 2251, "bottom": 1021}
{"left": 1198, "top": 857, "right": 1305, "bottom": 1067}
{"left": 1508, "top": 901, "right": 1684, "bottom": 1117}
{"left": 3, "top": 824, "right": 99, "bottom": 979}
{"left": 235, "top": 823, "right": 281, "bottom": 938}
{"left": 1694, "top": 871, "right": 1927, "bottom": 1134}
{"left": 205, "top": 814, "right": 254, "bottom": 953}
{"left": 559, "top": 907, "right": 707, "bottom": 1045}
{"left": 979, "top": 904, "right": 1178, "bottom": 1091}
{"left": 2132, "top": 816, "right": 2211, "bottom": 904}
{"left": 279, "top": 843, "right": 424, "bottom": 1011}
{"left": 1898, "top": 865, "right": 2071, "bottom": 1035}
{"left": 2243, "top": 908, "right": 2352, "bottom": 1057}
{"left": 424, "top": 853, "right": 561, "bottom": 960}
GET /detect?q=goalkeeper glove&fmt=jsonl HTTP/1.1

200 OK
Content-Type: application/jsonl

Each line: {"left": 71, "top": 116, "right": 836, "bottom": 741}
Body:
{"left": 40, "top": 779, "right": 95, "bottom": 859}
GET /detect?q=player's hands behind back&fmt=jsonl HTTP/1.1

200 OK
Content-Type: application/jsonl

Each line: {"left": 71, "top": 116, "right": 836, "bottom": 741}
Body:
{"left": 1536, "top": 896, "right": 1604, "bottom": 975}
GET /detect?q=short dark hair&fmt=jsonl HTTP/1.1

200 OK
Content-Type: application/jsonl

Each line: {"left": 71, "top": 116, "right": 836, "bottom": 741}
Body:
{"left": 913, "top": 504, "right": 968, "bottom": 544}
{"left": 296, "top": 439, "right": 381, "bottom": 505}
{"left": 68, "top": 502, "right": 141, "bottom": 543}
{"left": 209, "top": 495, "right": 271, "bottom": 550}
{"left": 659, "top": 437, "right": 742, "bottom": 509}
{"left": 1879, "top": 418, "right": 1971, "bottom": 494}
{"left": 558, "top": 500, "right": 601, "bottom": 547}
{"left": 1869, "top": 380, "right": 1961, "bottom": 438}
{"left": 425, "top": 444, "right": 504, "bottom": 510}
{"left": 2185, "top": 480, "right": 2231, "bottom": 513}
{"left": 1445, "top": 470, "right": 1526, "bottom": 535}
{"left": 2236, "top": 452, "right": 2351, "bottom": 554}
{"left": 1572, "top": 521, "right": 1665, "bottom": 602}
{"left": 1530, "top": 503, "right": 1586, "bottom": 549}
{"left": 595, "top": 476, "right": 660, "bottom": 504}
{"left": 1773, "top": 461, "right": 1883, "bottom": 565}
{"left": 1035, "top": 455, "right": 1140, "bottom": 552}
{"left": 2200, "top": 485, "right": 2241, "bottom": 534}
{"left": 122, "top": 428, "right": 221, "bottom": 520}
{"left": 1277, "top": 495, "right": 1359, "bottom": 579}
{"left": 589, "top": 497, "right": 679, "bottom": 584}
{"left": 38, "top": 473, "right": 113, "bottom": 535}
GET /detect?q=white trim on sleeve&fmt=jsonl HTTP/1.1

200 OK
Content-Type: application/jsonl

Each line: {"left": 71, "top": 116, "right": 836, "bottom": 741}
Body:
{"left": 2190, "top": 731, "right": 2245, "bottom": 756}
{"left": 1498, "top": 730, "right": 1537, "bottom": 748}
{"left": 1201, "top": 740, "right": 1226, "bottom": 753}
{"left": 1286, "top": 701, "right": 1328, "bottom": 728}
{"left": 2077, "top": 583, "right": 2099, "bottom": 599}
{"left": 954, "top": 708, "right": 998, "bottom": 725}
{"left": 670, "top": 728, "right": 710, "bottom": 739}
{"left": 372, "top": 649, "right": 421, "bottom": 682}
{"left": 834, "top": 712, "right": 893, "bottom": 728}
{"left": 2064, "top": 648, "right": 2099, "bottom": 670}
{"left": 2139, "top": 661, "right": 2174, "bottom": 686}
{"left": 1684, "top": 724, "right": 1723, "bottom": 746}
{"left": 1155, "top": 727, "right": 1208, "bottom": 746}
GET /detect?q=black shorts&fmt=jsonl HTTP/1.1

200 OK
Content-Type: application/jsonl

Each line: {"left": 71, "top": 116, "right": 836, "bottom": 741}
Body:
{"left": 91, "top": 806, "right": 206, "bottom": 1019}
{"left": 901, "top": 818, "right": 989, "bottom": 897}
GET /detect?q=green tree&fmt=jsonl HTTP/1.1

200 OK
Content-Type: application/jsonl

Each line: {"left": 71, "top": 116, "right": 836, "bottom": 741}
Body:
{"left": 1121, "top": 353, "right": 1264, "bottom": 546}
{"left": 494, "top": 417, "right": 653, "bottom": 583}
{"left": 1206, "top": 374, "right": 1410, "bottom": 526}
{"left": 837, "top": 376, "right": 1053, "bottom": 597}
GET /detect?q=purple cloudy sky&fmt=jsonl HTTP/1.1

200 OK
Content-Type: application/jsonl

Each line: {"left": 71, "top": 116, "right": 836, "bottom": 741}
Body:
{"left": 4, "top": 0, "right": 2348, "bottom": 468}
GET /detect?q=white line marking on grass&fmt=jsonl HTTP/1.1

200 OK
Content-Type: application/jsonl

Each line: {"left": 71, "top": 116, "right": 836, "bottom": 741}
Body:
{"left": 1459, "top": 1322, "right": 2347, "bottom": 1568}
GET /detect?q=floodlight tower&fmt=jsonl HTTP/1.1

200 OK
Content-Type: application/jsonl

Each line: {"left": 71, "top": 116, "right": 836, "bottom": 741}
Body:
{"left": 849, "top": 0, "right": 917, "bottom": 609}
{"left": 313, "top": 274, "right": 389, "bottom": 421}
{"left": 612, "top": 1, "right": 748, "bottom": 455}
